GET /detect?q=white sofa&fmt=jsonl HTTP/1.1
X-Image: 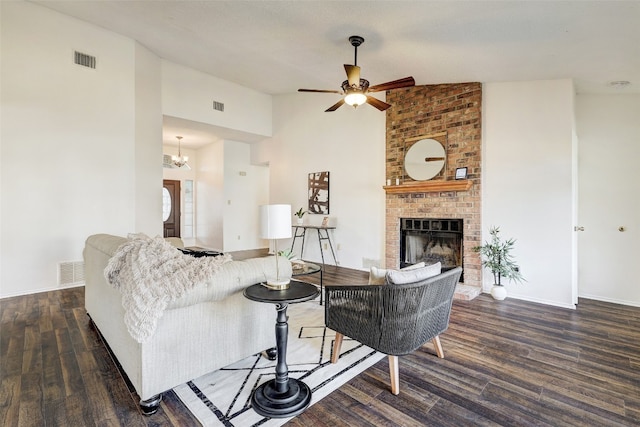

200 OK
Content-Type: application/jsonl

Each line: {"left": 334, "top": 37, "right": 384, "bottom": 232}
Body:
{"left": 83, "top": 234, "right": 292, "bottom": 414}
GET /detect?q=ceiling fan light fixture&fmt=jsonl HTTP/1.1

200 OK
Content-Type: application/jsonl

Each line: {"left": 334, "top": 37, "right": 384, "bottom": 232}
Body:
{"left": 171, "top": 154, "right": 189, "bottom": 167}
{"left": 344, "top": 92, "right": 367, "bottom": 108}
{"left": 298, "top": 35, "right": 414, "bottom": 112}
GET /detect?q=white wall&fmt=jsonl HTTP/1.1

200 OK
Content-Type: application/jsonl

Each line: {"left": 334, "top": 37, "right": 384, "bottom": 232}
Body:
{"left": 483, "top": 80, "right": 576, "bottom": 308}
{"left": 0, "top": 2, "right": 150, "bottom": 297}
{"left": 161, "top": 61, "right": 272, "bottom": 138}
{"left": 196, "top": 142, "right": 225, "bottom": 250}
{"left": 576, "top": 94, "right": 640, "bottom": 305}
{"left": 160, "top": 59, "right": 274, "bottom": 253}
{"left": 269, "top": 93, "right": 386, "bottom": 269}
{"left": 222, "top": 141, "right": 269, "bottom": 252}
{"left": 134, "top": 42, "right": 163, "bottom": 236}
{"left": 193, "top": 140, "right": 268, "bottom": 252}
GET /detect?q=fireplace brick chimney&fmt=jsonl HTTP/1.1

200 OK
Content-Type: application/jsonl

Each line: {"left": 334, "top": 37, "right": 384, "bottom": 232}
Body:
{"left": 385, "top": 83, "right": 483, "bottom": 290}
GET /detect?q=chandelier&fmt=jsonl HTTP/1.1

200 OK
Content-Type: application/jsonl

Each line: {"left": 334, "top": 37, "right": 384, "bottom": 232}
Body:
{"left": 172, "top": 136, "right": 189, "bottom": 168}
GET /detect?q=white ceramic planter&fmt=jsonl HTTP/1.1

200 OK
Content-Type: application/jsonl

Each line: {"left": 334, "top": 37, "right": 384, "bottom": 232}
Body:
{"left": 491, "top": 285, "right": 507, "bottom": 301}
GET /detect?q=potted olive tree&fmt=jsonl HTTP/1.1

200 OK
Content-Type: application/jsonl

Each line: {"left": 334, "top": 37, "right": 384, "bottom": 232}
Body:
{"left": 474, "top": 226, "right": 525, "bottom": 300}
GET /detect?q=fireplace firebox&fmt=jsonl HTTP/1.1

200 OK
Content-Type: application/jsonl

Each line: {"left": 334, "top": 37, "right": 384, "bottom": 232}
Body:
{"left": 400, "top": 218, "right": 463, "bottom": 282}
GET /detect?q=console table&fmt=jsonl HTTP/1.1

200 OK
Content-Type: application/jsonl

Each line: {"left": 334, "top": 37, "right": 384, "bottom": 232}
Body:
{"left": 290, "top": 225, "right": 337, "bottom": 266}
{"left": 243, "top": 280, "right": 319, "bottom": 418}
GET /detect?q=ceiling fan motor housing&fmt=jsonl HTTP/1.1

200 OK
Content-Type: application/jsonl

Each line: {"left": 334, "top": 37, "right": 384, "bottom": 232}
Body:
{"left": 342, "top": 79, "right": 369, "bottom": 92}
{"left": 349, "top": 35, "right": 364, "bottom": 47}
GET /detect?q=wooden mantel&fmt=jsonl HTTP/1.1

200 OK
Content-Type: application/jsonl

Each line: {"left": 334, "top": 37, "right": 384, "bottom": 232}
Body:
{"left": 383, "top": 180, "right": 472, "bottom": 194}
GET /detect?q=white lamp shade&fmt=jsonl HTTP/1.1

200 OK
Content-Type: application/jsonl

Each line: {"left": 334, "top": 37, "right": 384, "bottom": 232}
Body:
{"left": 260, "top": 204, "right": 292, "bottom": 239}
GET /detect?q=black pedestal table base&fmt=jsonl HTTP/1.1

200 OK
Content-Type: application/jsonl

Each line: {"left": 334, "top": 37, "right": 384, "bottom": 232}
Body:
{"left": 243, "top": 281, "right": 319, "bottom": 418}
{"left": 251, "top": 377, "right": 312, "bottom": 418}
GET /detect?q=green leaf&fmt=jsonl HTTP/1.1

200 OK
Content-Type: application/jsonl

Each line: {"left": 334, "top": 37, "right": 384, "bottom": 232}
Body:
{"left": 474, "top": 226, "right": 525, "bottom": 285}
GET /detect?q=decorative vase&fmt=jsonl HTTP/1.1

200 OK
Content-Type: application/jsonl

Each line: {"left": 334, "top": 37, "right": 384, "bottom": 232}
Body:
{"left": 491, "top": 285, "right": 507, "bottom": 301}
{"left": 296, "top": 217, "right": 303, "bottom": 225}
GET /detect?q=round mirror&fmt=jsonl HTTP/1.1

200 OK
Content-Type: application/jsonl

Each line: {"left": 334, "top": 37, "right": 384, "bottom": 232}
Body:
{"left": 162, "top": 187, "right": 172, "bottom": 222}
{"left": 404, "top": 138, "right": 446, "bottom": 181}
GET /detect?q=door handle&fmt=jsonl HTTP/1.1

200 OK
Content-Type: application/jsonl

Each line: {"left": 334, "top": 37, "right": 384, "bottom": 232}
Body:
{"left": 574, "top": 226, "right": 585, "bottom": 232}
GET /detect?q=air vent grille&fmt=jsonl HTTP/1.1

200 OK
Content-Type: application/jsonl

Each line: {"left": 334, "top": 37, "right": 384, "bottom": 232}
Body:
{"left": 58, "top": 261, "right": 85, "bottom": 286}
{"left": 163, "top": 154, "right": 175, "bottom": 169}
{"left": 213, "top": 101, "right": 225, "bottom": 112}
{"left": 74, "top": 51, "right": 96, "bottom": 69}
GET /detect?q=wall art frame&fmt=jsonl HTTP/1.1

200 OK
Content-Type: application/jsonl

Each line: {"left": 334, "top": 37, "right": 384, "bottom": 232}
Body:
{"left": 308, "top": 171, "right": 330, "bottom": 214}
{"left": 455, "top": 167, "right": 468, "bottom": 180}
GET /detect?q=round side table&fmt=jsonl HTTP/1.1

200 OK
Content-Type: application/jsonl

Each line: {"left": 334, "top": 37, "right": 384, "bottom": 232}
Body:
{"left": 243, "top": 280, "right": 319, "bottom": 418}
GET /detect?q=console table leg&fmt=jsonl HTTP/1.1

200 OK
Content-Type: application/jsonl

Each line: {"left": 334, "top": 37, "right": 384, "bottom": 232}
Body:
{"left": 301, "top": 229, "right": 307, "bottom": 258}
{"left": 290, "top": 227, "right": 307, "bottom": 259}
{"left": 317, "top": 229, "right": 326, "bottom": 265}
{"left": 320, "top": 269, "right": 324, "bottom": 305}
{"left": 325, "top": 232, "right": 338, "bottom": 266}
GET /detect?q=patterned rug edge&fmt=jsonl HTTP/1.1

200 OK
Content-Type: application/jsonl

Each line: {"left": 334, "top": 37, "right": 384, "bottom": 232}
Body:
{"left": 172, "top": 301, "right": 384, "bottom": 427}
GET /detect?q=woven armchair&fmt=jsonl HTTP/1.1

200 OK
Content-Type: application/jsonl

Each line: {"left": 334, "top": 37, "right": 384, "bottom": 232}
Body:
{"left": 325, "top": 267, "right": 462, "bottom": 395}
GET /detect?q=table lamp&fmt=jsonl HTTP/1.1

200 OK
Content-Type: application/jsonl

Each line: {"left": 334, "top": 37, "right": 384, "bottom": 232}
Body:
{"left": 260, "top": 204, "right": 292, "bottom": 290}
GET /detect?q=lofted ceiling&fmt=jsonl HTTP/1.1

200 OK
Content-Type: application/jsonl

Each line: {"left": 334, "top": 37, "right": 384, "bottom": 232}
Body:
{"left": 30, "top": 0, "right": 640, "bottom": 147}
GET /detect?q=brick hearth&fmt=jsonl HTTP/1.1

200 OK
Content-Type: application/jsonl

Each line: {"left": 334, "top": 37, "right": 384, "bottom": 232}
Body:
{"left": 385, "top": 83, "right": 483, "bottom": 296}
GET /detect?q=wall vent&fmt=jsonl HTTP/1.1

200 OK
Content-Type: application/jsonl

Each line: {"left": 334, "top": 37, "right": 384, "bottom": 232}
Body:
{"left": 163, "top": 154, "right": 174, "bottom": 169}
{"left": 74, "top": 51, "right": 96, "bottom": 69}
{"left": 58, "top": 261, "right": 85, "bottom": 286}
{"left": 213, "top": 101, "right": 225, "bottom": 112}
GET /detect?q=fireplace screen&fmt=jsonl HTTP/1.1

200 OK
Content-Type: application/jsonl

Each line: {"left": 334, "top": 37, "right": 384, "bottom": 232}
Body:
{"left": 400, "top": 218, "right": 463, "bottom": 280}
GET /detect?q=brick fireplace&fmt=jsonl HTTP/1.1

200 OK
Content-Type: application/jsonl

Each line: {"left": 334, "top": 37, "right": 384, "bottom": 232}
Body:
{"left": 384, "top": 83, "right": 482, "bottom": 292}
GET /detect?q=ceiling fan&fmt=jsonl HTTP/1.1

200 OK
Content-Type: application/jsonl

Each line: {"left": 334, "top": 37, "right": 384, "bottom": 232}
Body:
{"left": 298, "top": 35, "right": 415, "bottom": 112}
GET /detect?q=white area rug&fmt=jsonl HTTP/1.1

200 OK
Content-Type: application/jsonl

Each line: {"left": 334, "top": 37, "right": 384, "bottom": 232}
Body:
{"left": 173, "top": 299, "right": 384, "bottom": 426}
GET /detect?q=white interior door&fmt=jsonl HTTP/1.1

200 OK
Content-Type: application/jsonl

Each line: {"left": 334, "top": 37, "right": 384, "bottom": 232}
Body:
{"left": 577, "top": 95, "right": 640, "bottom": 306}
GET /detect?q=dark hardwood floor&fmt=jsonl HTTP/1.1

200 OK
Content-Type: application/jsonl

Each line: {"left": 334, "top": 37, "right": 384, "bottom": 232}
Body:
{"left": 2, "top": 263, "right": 640, "bottom": 426}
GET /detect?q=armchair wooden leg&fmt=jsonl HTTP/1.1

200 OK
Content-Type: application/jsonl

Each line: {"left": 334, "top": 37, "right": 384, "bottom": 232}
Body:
{"left": 432, "top": 335, "right": 444, "bottom": 358}
{"left": 331, "top": 332, "right": 344, "bottom": 364}
{"left": 389, "top": 355, "right": 399, "bottom": 395}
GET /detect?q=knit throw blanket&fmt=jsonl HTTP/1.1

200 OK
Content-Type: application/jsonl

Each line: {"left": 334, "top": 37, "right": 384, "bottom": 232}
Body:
{"left": 104, "top": 234, "right": 232, "bottom": 343}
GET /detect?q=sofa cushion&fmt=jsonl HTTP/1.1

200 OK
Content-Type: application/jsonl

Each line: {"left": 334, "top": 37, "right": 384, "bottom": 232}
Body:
{"left": 368, "top": 262, "right": 426, "bottom": 285}
{"left": 385, "top": 262, "right": 442, "bottom": 285}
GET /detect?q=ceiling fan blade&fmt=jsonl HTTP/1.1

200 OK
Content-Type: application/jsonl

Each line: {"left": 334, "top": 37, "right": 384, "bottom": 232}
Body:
{"left": 325, "top": 99, "right": 345, "bottom": 112}
{"left": 344, "top": 64, "right": 361, "bottom": 88}
{"left": 368, "top": 76, "right": 416, "bottom": 92}
{"left": 298, "top": 88, "right": 342, "bottom": 94}
{"left": 365, "top": 96, "right": 392, "bottom": 111}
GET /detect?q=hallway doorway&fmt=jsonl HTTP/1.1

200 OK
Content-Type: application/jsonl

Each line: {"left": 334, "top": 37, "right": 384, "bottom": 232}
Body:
{"left": 163, "top": 179, "right": 181, "bottom": 238}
